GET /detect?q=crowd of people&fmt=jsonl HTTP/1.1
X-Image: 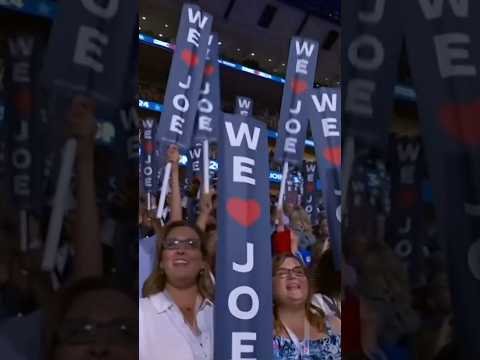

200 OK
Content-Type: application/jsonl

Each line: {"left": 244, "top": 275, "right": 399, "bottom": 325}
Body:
{"left": 0, "top": 94, "right": 456, "bottom": 360}
{"left": 138, "top": 81, "right": 281, "bottom": 130}
{"left": 341, "top": 164, "right": 455, "bottom": 360}
{"left": 1, "top": 97, "right": 139, "bottom": 360}
{"left": 1, "top": 101, "right": 452, "bottom": 360}
{"left": 138, "top": 142, "right": 341, "bottom": 359}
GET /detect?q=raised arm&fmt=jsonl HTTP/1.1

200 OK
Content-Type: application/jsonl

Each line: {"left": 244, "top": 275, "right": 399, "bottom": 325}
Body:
{"left": 167, "top": 144, "right": 182, "bottom": 222}
{"left": 69, "top": 96, "right": 102, "bottom": 280}
{"left": 196, "top": 191, "right": 214, "bottom": 231}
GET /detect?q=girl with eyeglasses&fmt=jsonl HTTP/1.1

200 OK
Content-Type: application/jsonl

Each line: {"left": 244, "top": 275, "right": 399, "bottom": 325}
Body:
{"left": 272, "top": 254, "right": 341, "bottom": 359}
{"left": 140, "top": 221, "right": 215, "bottom": 360}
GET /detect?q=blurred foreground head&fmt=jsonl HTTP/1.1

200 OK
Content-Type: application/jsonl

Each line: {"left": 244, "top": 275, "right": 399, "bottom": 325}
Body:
{"left": 44, "top": 277, "right": 137, "bottom": 360}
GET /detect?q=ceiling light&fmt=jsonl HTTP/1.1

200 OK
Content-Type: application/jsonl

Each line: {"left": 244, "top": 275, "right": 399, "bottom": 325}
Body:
{"left": 218, "top": 41, "right": 222, "bottom": 45}
{"left": 236, "top": 48, "right": 241, "bottom": 52}
{"left": 159, "top": 33, "right": 163, "bottom": 37}
{"left": 141, "top": 16, "right": 146, "bottom": 20}
{"left": 251, "top": 52, "right": 255, "bottom": 56}
{"left": 268, "top": 58, "right": 272, "bottom": 62}
{"left": 165, "top": 24, "right": 169, "bottom": 28}
{"left": 281, "top": 63, "right": 286, "bottom": 66}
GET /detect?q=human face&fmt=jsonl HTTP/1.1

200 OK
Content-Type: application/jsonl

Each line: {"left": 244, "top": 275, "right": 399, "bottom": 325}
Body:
{"left": 273, "top": 257, "right": 309, "bottom": 307}
{"left": 161, "top": 226, "right": 204, "bottom": 288}
{"left": 54, "top": 289, "right": 137, "bottom": 360}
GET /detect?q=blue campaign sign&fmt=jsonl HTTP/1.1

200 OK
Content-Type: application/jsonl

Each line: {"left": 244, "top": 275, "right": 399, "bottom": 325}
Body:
{"left": 216, "top": 113, "right": 273, "bottom": 359}
{"left": 308, "top": 87, "right": 342, "bottom": 270}
{"left": 235, "top": 96, "right": 254, "bottom": 117}
{"left": 4, "top": 34, "right": 46, "bottom": 210}
{"left": 42, "top": 0, "right": 137, "bottom": 107}
{"left": 401, "top": 2, "right": 480, "bottom": 357}
{"left": 302, "top": 161, "right": 320, "bottom": 225}
{"left": 274, "top": 37, "right": 319, "bottom": 165}
{"left": 155, "top": 3, "right": 213, "bottom": 151}
{"left": 193, "top": 33, "right": 221, "bottom": 143}
{"left": 140, "top": 118, "right": 157, "bottom": 194}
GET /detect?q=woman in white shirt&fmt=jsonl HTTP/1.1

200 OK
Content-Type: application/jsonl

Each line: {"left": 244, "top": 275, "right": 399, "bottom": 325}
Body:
{"left": 139, "top": 221, "right": 215, "bottom": 360}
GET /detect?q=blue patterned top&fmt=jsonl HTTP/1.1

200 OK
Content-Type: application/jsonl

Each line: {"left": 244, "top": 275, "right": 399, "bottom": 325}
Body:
{"left": 273, "top": 322, "right": 341, "bottom": 360}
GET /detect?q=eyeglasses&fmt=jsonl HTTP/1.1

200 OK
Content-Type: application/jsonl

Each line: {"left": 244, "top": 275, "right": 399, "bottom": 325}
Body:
{"left": 164, "top": 238, "right": 201, "bottom": 250}
{"left": 275, "top": 266, "right": 306, "bottom": 279}
{"left": 56, "top": 318, "right": 138, "bottom": 346}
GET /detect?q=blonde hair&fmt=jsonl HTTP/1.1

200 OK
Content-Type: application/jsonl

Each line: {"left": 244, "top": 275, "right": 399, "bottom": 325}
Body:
{"left": 142, "top": 220, "right": 215, "bottom": 301}
{"left": 289, "top": 207, "right": 313, "bottom": 233}
{"left": 272, "top": 254, "right": 326, "bottom": 335}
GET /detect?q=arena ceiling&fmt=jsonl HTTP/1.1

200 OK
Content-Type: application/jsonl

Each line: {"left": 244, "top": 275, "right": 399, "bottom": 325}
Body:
{"left": 139, "top": 0, "right": 341, "bottom": 84}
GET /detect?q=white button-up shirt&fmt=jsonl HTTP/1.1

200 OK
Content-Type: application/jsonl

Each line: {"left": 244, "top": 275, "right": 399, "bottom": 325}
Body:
{"left": 139, "top": 291, "right": 214, "bottom": 360}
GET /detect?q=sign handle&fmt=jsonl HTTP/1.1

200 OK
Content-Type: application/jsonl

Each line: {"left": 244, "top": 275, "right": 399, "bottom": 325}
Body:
{"left": 146, "top": 192, "right": 152, "bottom": 211}
{"left": 277, "top": 161, "right": 289, "bottom": 210}
{"left": 19, "top": 210, "right": 28, "bottom": 252}
{"left": 156, "top": 162, "right": 172, "bottom": 219}
{"left": 42, "top": 138, "right": 77, "bottom": 271}
{"left": 202, "top": 139, "right": 210, "bottom": 194}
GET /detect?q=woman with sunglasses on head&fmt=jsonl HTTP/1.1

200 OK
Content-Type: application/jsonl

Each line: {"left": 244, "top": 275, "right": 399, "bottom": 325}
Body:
{"left": 139, "top": 221, "right": 215, "bottom": 360}
{"left": 273, "top": 254, "right": 341, "bottom": 359}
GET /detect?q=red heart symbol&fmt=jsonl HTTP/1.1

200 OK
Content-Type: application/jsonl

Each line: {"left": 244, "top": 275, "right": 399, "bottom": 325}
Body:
{"left": 306, "top": 182, "right": 316, "bottom": 192}
{"left": 144, "top": 141, "right": 154, "bottom": 154}
{"left": 323, "top": 146, "right": 341, "bottom": 166}
{"left": 439, "top": 99, "right": 480, "bottom": 146}
{"left": 204, "top": 64, "right": 215, "bottom": 77}
{"left": 397, "top": 189, "right": 417, "bottom": 209}
{"left": 15, "top": 89, "right": 32, "bottom": 115}
{"left": 291, "top": 79, "right": 308, "bottom": 95}
{"left": 181, "top": 49, "right": 200, "bottom": 68}
{"left": 227, "top": 197, "right": 261, "bottom": 227}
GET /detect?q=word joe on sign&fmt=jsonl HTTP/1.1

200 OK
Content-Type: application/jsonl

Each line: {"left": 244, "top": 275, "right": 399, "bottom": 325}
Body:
{"left": 195, "top": 33, "right": 219, "bottom": 141}
{"left": 73, "top": 0, "right": 120, "bottom": 73}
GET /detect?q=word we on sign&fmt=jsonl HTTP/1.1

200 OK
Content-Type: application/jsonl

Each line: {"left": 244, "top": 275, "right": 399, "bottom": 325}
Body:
{"left": 274, "top": 37, "right": 319, "bottom": 166}
{"left": 216, "top": 113, "right": 272, "bottom": 359}
{"left": 309, "top": 87, "right": 342, "bottom": 269}
{"left": 235, "top": 96, "right": 253, "bottom": 117}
